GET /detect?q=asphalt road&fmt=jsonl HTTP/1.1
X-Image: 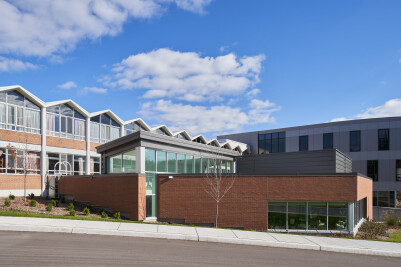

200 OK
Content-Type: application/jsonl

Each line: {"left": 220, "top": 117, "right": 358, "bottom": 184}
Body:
{"left": 0, "top": 231, "right": 399, "bottom": 266}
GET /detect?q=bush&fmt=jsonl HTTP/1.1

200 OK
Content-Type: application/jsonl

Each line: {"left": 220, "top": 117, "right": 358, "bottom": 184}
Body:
{"left": 69, "top": 209, "right": 76, "bottom": 216}
{"left": 29, "top": 200, "right": 37, "bottom": 207}
{"left": 4, "top": 200, "right": 10, "bottom": 207}
{"left": 113, "top": 212, "right": 121, "bottom": 220}
{"left": 384, "top": 211, "right": 400, "bottom": 227}
{"left": 86, "top": 204, "right": 92, "bottom": 210}
{"left": 8, "top": 194, "right": 15, "bottom": 200}
{"left": 66, "top": 203, "right": 74, "bottom": 211}
{"left": 100, "top": 211, "right": 107, "bottom": 218}
{"left": 72, "top": 200, "right": 76, "bottom": 205}
{"left": 46, "top": 204, "right": 53, "bottom": 212}
{"left": 83, "top": 207, "right": 90, "bottom": 216}
{"left": 28, "top": 193, "right": 35, "bottom": 200}
{"left": 60, "top": 196, "right": 65, "bottom": 203}
{"left": 51, "top": 200, "right": 59, "bottom": 207}
{"left": 358, "top": 221, "right": 387, "bottom": 239}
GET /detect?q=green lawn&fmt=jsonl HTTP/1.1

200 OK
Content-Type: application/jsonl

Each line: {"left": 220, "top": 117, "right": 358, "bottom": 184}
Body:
{"left": 0, "top": 210, "right": 139, "bottom": 223}
{"left": 387, "top": 230, "right": 401, "bottom": 243}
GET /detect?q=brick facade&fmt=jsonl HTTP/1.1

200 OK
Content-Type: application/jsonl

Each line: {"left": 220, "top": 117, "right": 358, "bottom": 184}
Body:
{"left": 0, "top": 129, "right": 41, "bottom": 145}
{"left": 157, "top": 174, "right": 373, "bottom": 231}
{"left": 59, "top": 174, "right": 146, "bottom": 220}
{"left": 0, "top": 174, "right": 41, "bottom": 190}
{"left": 46, "top": 136, "right": 86, "bottom": 150}
{"left": 90, "top": 142, "right": 101, "bottom": 152}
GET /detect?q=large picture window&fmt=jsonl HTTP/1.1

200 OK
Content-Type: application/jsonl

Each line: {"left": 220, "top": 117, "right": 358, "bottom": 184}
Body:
{"left": 46, "top": 104, "right": 86, "bottom": 140}
{"left": 90, "top": 114, "right": 120, "bottom": 143}
{"left": 258, "top": 132, "right": 285, "bottom": 154}
{"left": 107, "top": 149, "right": 136, "bottom": 173}
{"left": 0, "top": 90, "right": 41, "bottom": 134}
{"left": 0, "top": 147, "right": 40, "bottom": 174}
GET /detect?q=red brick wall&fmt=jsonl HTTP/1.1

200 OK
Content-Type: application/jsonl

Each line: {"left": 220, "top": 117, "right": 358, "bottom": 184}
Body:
{"left": 357, "top": 176, "right": 373, "bottom": 220}
{"left": 157, "top": 174, "right": 372, "bottom": 231}
{"left": 59, "top": 174, "right": 146, "bottom": 220}
{"left": 90, "top": 142, "right": 101, "bottom": 152}
{"left": 0, "top": 174, "right": 41, "bottom": 190}
{"left": 46, "top": 136, "right": 86, "bottom": 150}
{"left": 0, "top": 129, "right": 41, "bottom": 145}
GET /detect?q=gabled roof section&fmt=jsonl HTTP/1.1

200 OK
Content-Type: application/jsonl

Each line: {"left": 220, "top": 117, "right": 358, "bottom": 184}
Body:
{"left": 151, "top": 125, "right": 174, "bottom": 136}
{"left": 207, "top": 139, "right": 221, "bottom": 147}
{"left": 90, "top": 110, "right": 124, "bottom": 125}
{"left": 218, "top": 139, "right": 249, "bottom": 153}
{"left": 173, "top": 130, "right": 192, "bottom": 140}
{"left": 45, "top": 99, "right": 89, "bottom": 117}
{"left": 0, "top": 85, "right": 45, "bottom": 107}
{"left": 191, "top": 135, "right": 208, "bottom": 144}
{"left": 124, "top": 118, "right": 151, "bottom": 131}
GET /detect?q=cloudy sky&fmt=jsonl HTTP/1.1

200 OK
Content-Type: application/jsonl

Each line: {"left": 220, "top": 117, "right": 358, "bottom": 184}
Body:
{"left": 1, "top": 0, "right": 401, "bottom": 137}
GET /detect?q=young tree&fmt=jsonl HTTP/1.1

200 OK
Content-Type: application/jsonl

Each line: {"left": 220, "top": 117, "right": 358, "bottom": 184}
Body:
{"left": 7, "top": 134, "right": 38, "bottom": 204}
{"left": 203, "top": 152, "right": 236, "bottom": 228}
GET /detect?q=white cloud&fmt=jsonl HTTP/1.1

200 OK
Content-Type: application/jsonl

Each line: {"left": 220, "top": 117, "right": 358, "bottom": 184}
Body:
{"left": 246, "top": 88, "right": 260, "bottom": 98}
{"left": 103, "top": 48, "right": 265, "bottom": 102}
{"left": 139, "top": 99, "right": 280, "bottom": 134}
{"left": 80, "top": 86, "right": 108, "bottom": 95}
{"left": 0, "top": 0, "right": 212, "bottom": 57}
{"left": 219, "top": 46, "right": 228, "bottom": 52}
{"left": 58, "top": 81, "right": 77, "bottom": 90}
{"left": 0, "top": 56, "right": 38, "bottom": 71}
{"left": 332, "top": 98, "right": 401, "bottom": 122}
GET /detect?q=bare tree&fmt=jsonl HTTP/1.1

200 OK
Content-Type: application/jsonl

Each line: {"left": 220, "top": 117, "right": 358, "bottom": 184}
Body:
{"left": 7, "top": 134, "right": 38, "bottom": 204}
{"left": 203, "top": 151, "right": 236, "bottom": 228}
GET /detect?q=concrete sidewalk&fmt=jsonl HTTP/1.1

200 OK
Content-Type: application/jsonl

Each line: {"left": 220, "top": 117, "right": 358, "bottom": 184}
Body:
{"left": 0, "top": 216, "right": 400, "bottom": 258}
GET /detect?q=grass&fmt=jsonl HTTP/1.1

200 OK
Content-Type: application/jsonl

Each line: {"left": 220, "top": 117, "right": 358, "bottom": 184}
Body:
{"left": 387, "top": 230, "right": 401, "bottom": 243}
{"left": 0, "top": 210, "right": 139, "bottom": 224}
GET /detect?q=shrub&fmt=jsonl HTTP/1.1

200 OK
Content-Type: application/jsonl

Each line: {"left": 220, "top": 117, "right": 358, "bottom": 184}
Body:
{"left": 86, "top": 204, "right": 92, "bottom": 210}
{"left": 72, "top": 200, "right": 76, "bottom": 205}
{"left": 28, "top": 193, "right": 35, "bottom": 200}
{"left": 97, "top": 209, "right": 104, "bottom": 215}
{"left": 51, "top": 200, "right": 59, "bottom": 207}
{"left": 83, "top": 207, "right": 90, "bottom": 216}
{"left": 100, "top": 211, "right": 107, "bottom": 218}
{"left": 113, "top": 212, "right": 121, "bottom": 220}
{"left": 29, "top": 200, "right": 37, "bottom": 207}
{"left": 384, "top": 211, "right": 400, "bottom": 227}
{"left": 46, "top": 204, "right": 53, "bottom": 212}
{"left": 358, "top": 221, "right": 387, "bottom": 239}
{"left": 8, "top": 194, "right": 15, "bottom": 200}
{"left": 4, "top": 200, "right": 10, "bottom": 207}
{"left": 66, "top": 203, "right": 74, "bottom": 211}
{"left": 60, "top": 196, "right": 65, "bottom": 203}
{"left": 69, "top": 209, "right": 76, "bottom": 216}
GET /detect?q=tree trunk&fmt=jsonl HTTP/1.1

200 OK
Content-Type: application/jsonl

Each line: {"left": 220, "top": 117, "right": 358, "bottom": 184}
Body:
{"left": 24, "top": 172, "right": 27, "bottom": 204}
{"left": 215, "top": 201, "right": 219, "bottom": 228}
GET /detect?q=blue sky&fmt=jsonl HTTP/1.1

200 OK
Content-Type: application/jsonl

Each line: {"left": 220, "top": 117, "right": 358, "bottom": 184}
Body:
{"left": 1, "top": 0, "right": 401, "bottom": 137}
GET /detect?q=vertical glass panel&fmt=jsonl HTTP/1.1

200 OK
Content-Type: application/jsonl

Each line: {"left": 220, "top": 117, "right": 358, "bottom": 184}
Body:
{"left": 0, "top": 148, "right": 5, "bottom": 173}
{"left": 177, "top": 154, "right": 186, "bottom": 173}
{"left": 16, "top": 107, "right": 24, "bottom": 126}
{"left": 202, "top": 157, "right": 208, "bottom": 173}
{"left": 146, "top": 172, "right": 156, "bottom": 195}
{"left": 55, "top": 115, "right": 60, "bottom": 132}
{"left": 367, "top": 160, "right": 378, "bottom": 182}
{"left": 278, "top": 134, "right": 285, "bottom": 153}
{"left": 208, "top": 158, "right": 215, "bottom": 173}
{"left": 378, "top": 129, "right": 389, "bottom": 151}
{"left": 194, "top": 157, "right": 201, "bottom": 173}
{"left": 146, "top": 195, "right": 156, "bottom": 217}
{"left": 186, "top": 155, "right": 194, "bottom": 173}
{"left": 101, "top": 114, "right": 111, "bottom": 125}
{"left": 308, "top": 202, "right": 327, "bottom": 230}
{"left": 47, "top": 105, "right": 59, "bottom": 114}
{"left": 396, "top": 160, "right": 401, "bottom": 182}
{"left": 266, "top": 138, "right": 272, "bottom": 154}
{"left": 60, "top": 104, "right": 73, "bottom": 117}
{"left": 7, "top": 105, "right": 14, "bottom": 124}
{"left": 90, "top": 115, "right": 100, "bottom": 123}
{"left": 0, "top": 103, "right": 5, "bottom": 124}
{"left": 287, "top": 202, "right": 307, "bottom": 230}
{"left": 145, "top": 149, "right": 156, "bottom": 172}
{"left": 299, "top": 136, "right": 308, "bottom": 151}
{"left": 258, "top": 134, "right": 265, "bottom": 154}
{"left": 60, "top": 116, "right": 66, "bottom": 133}
{"left": 268, "top": 202, "right": 287, "bottom": 229}
{"left": 377, "top": 191, "right": 390, "bottom": 207}
{"left": 90, "top": 122, "right": 99, "bottom": 139}
{"left": 350, "top": 131, "right": 361, "bottom": 152}
{"left": 328, "top": 202, "right": 348, "bottom": 230}
{"left": 123, "top": 149, "right": 136, "bottom": 172}
{"left": 74, "top": 110, "right": 85, "bottom": 120}
{"left": 227, "top": 161, "right": 232, "bottom": 173}
{"left": 167, "top": 152, "right": 176, "bottom": 173}
{"left": 67, "top": 117, "right": 73, "bottom": 134}
{"left": 7, "top": 91, "right": 24, "bottom": 106}
{"left": 323, "top": 133, "right": 333, "bottom": 150}
{"left": 156, "top": 151, "right": 167, "bottom": 172}
{"left": 271, "top": 132, "right": 279, "bottom": 153}
{"left": 108, "top": 154, "right": 122, "bottom": 173}
{"left": 0, "top": 91, "right": 5, "bottom": 102}
{"left": 74, "top": 156, "right": 85, "bottom": 175}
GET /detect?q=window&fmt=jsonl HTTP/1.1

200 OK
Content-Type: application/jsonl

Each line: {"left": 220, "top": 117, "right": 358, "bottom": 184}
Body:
{"left": 350, "top": 131, "right": 361, "bottom": 152}
{"left": 0, "top": 147, "right": 40, "bottom": 174}
{"left": 186, "top": 155, "right": 194, "bottom": 173}
{"left": 328, "top": 202, "right": 348, "bottom": 231}
{"left": 194, "top": 157, "right": 201, "bottom": 173}
{"left": 156, "top": 151, "right": 167, "bottom": 172}
{"left": 288, "top": 202, "right": 307, "bottom": 230}
{"left": 177, "top": 154, "right": 186, "bottom": 173}
{"left": 90, "top": 114, "right": 120, "bottom": 143}
{"left": 73, "top": 156, "right": 86, "bottom": 175}
{"left": 90, "top": 157, "right": 100, "bottom": 174}
{"left": 308, "top": 202, "right": 327, "bottom": 230}
{"left": 373, "top": 191, "right": 395, "bottom": 207}
{"left": 145, "top": 149, "right": 156, "bottom": 172}
{"left": 378, "top": 129, "right": 389, "bottom": 151}
{"left": 47, "top": 104, "right": 85, "bottom": 140}
{"left": 323, "top": 133, "right": 333, "bottom": 150}
{"left": 258, "top": 132, "right": 285, "bottom": 154}
{"left": 299, "top": 135, "right": 308, "bottom": 151}
{"left": 123, "top": 150, "right": 136, "bottom": 172}
{"left": 0, "top": 90, "right": 41, "bottom": 134}
{"left": 107, "top": 149, "right": 136, "bottom": 173}
{"left": 397, "top": 160, "right": 401, "bottom": 182}
{"left": 367, "top": 160, "right": 378, "bottom": 182}
{"left": 167, "top": 152, "right": 176, "bottom": 173}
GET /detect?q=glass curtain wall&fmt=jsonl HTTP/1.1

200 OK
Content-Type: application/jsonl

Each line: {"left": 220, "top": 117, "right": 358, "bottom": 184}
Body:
{"left": 258, "top": 132, "right": 285, "bottom": 154}
{"left": 47, "top": 153, "right": 85, "bottom": 175}
{"left": 90, "top": 114, "right": 120, "bottom": 143}
{"left": 46, "top": 104, "right": 86, "bottom": 140}
{"left": 124, "top": 121, "right": 145, "bottom": 135}
{"left": 107, "top": 149, "right": 136, "bottom": 173}
{"left": 0, "top": 90, "right": 41, "bottom": 134}
{"left": 268, "top": 202, "right": 349, "bottom": 232}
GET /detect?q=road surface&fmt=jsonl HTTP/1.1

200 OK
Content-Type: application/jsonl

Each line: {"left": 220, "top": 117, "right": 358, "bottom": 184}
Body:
{"left": 0, "top": 231, "right": 399, "bottom": 266}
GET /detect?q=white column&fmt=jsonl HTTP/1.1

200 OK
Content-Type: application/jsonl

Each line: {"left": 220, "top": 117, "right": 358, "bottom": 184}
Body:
{"left": 348, "top": 202, "right": 354, "bottom": 234}
{"left": 85, "top": 117, "right": 90, "bottom": 175}
{"left": 136, "top": 146, "right": 145, "bottom": 173}
{"left": 40, "top": 107, "right": 47, "bottom": 196}
{"left": 120, "top": 124, "right": 125, "bottom": 137}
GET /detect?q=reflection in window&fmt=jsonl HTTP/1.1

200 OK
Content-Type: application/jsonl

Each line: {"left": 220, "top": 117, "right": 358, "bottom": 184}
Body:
{"left": 350, "top": 131, "right": 361, "bottom": 152}
{"left": 258, "top": 132, "right": 285, "bottom": 154}
{"left": 397, "top": 160, "right": 401, "bottom": 182}
{"left": 367, "top": 160, "right": 378, "bottom": 182}
{"left": 378, "top": 129, "right": 389, "bottom": 151}
{"left": 323, "top": 133, "right": 333, "bottom": 150}
{"left": 299, "top": 135, "right": 308, "bottom": 151}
